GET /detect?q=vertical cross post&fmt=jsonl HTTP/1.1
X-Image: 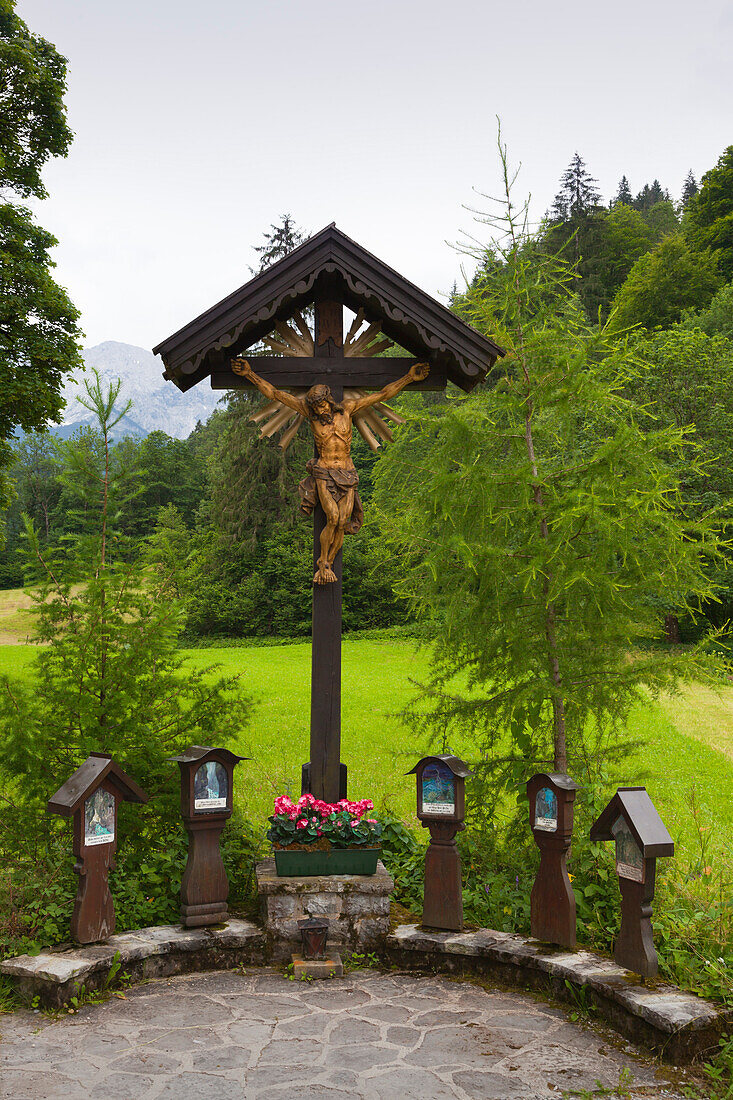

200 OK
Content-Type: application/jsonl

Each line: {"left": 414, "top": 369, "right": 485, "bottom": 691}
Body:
{"left": 302, "top": 297, "right": 347, "bottom": 803}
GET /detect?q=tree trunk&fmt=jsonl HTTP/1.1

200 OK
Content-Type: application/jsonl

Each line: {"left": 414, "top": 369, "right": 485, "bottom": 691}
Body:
{"left": 664, "top": 614, "right": 681, "bottom": 645}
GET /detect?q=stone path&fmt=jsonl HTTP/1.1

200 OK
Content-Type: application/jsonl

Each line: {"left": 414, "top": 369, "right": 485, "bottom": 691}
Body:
{"left": 0, "top": 968, "right": 688, "bottom": 1099}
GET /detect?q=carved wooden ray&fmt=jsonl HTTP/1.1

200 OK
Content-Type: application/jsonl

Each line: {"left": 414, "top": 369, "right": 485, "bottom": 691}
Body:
{"left": 250, "top": 312, "right": 405, "bottom": 453}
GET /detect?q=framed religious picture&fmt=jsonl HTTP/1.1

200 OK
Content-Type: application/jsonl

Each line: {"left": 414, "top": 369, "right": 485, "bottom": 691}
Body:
{"left": 84, "top": 788, "right": 115, "bottom": 846}
{"left": 534, "top": 786, "right": 558, "bottom": 832}
{"left": 612, "top": 816, "right": 645, "bottom": 883}
{"left": 194, "top": 760, "right": 229, "bottom": 811}
{"left": 421, "top": 760, "right": 456, "bottom": 818}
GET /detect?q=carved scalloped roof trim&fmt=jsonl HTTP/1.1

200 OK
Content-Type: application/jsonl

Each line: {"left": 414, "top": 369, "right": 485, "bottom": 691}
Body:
{"left": 154, "top": 225, "right": 503, "bottom": 389}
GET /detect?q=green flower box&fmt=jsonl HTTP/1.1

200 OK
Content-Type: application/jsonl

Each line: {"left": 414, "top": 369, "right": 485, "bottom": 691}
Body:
{"left": 274, "top": 846, "right": 381, "bottom": 877}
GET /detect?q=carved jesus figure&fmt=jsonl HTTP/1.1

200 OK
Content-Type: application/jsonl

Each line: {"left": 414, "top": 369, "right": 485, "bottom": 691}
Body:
{"left": 231, "top": 358, "right": 430, "bottom": 584}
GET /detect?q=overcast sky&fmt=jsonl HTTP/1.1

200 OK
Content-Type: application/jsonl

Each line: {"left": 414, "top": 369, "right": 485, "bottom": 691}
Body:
{"left": 17, "top": 0, "right": 733, "bottom": 352}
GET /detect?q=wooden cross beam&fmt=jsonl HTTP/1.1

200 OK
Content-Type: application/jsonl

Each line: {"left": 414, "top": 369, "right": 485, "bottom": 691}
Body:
{"left": 211, "top": 358, "right": 446, "bottom": 391}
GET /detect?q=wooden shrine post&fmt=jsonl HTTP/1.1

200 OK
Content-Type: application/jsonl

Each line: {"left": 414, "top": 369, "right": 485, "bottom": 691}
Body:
{"left": 303, "top": 297, "right": 347, "bottom": 802}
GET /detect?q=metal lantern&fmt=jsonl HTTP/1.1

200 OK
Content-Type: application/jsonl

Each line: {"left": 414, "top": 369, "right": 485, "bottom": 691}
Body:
{"left": 298, "top": 917, "right": 329, "bottom": 959}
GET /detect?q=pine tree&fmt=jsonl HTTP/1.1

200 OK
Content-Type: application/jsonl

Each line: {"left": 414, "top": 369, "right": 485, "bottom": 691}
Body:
{"left": 633, "top": 180, "right": 669, "bottom": 213}
{"left": 551, "top": 153, "right": 601, "bottom": 221}
{"left": 613, "top": 176, "right": 633, "bottom": 207}
{"left": 681, "top": 171, "right": 698, "bottom": 210}
{"left": 252, "top": 214, "right": 305, "bottom": 273}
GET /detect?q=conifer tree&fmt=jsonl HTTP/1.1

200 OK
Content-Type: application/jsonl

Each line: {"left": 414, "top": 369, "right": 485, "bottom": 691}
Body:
{"left": 686, "top": 145, "right": 733, "bottom": 277}
{"left": 375, "top": 135, "right": 722, "bottom": 779}
{"left": 252, "top": 214, "right": 305, "bottom": 272}
{"left": 613, "top": 176, "right": 633, "bottom": 207}
{"left": 0, "top": 373, "right": 251, "bottom": 836}
{"left": 633, "top": 180, "right": 669, "bottom": 213}
{"left": 680, "top": 170, "right": 698, "bottom": 211}
{"left": 551, "top": 153, "right": 601, "bottom": 221}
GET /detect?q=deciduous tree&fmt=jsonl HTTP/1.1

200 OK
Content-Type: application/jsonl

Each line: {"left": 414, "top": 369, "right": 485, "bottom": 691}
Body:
{"left": 611, "top": 235, "right": 720, "bottom": 331}
{"left": 686, "top": 145, "right": 733, "bottom": 277}
{"left": 0, "top": 2, "right": 82, "bottom": 509}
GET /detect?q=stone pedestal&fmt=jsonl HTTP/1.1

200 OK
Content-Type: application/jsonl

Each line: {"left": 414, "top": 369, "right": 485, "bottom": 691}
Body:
{"left": 256, "top": 858, "right": 394, "bottom": 961}
{"left": 291, "top": 948, "right": 343, "bottom": 980}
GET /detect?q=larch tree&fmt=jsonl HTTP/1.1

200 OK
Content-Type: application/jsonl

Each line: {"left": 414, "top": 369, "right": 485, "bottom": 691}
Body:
{"left": 373, "top": 134, "right": 723, "bottom": 785}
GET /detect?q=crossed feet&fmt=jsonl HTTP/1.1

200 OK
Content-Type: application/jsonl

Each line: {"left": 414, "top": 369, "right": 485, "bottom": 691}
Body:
{"left": 314, "top": 565, "right": 338, "bottom": 585}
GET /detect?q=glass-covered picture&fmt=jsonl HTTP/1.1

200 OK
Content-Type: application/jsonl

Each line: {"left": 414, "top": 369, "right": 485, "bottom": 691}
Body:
{"left": 84, "top": 789, "right": 115, "bottom": 846}
{"left": 534, "top": 787, "right": 558, "bottom": 832}
{"left": 612, "top": 816, "right": 644, "bottom": 882}
{"left": 421, "top": 761, "right": 455, "bottom": 816}
{"left": 194, "top": 761, "right": 228, "bottom": 811}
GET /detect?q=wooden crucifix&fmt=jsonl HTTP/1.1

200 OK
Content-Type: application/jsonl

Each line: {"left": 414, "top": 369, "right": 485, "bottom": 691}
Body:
{"left": 232, "top": 297, "right": 428, "bottom": 802}
{"left": 154, "top": 225, "right": 505, "bottom": 808}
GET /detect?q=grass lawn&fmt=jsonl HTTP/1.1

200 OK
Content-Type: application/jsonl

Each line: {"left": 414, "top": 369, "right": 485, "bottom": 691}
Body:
{"left": 0, "top": 639, "right": 731, "bottom": 859}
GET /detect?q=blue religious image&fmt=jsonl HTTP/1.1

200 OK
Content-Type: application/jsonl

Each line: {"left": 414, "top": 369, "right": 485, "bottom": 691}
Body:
{"left": 194, "top": 761, "right": 228, "bottom": 811}
{"left": 421, "top": 761, "right": 455, "bottom": 817}
{"left": 534, "top": 787, "right": 558, "bottom": 832}
{"left": 84, "top": 788, "right": 115, "bottom": 846}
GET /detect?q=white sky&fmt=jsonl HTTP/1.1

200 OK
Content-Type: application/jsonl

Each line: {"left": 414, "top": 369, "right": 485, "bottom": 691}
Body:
{"left": 16, "top": 0, "right": 733, "bottom": 351}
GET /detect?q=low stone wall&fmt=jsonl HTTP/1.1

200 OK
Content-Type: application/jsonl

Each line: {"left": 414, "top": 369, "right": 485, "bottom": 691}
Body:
{"left": 0, "top": 920, "right": 265, "bottom": 1009}
{"left": 386, "top": 923, "right": 731, "bottom": 1064}
{"left": 256, "top": 858, "right": 393, "bottom": 961}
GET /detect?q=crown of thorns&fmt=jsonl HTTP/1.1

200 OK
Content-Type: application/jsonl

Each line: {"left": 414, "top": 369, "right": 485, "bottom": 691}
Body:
{"left": 305, "top": 385, "right": 336, "bottom": 410}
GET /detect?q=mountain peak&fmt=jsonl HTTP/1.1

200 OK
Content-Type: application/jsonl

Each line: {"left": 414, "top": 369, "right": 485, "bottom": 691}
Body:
{"left": 59, "top": 341, "right": 220, "bottom": 439}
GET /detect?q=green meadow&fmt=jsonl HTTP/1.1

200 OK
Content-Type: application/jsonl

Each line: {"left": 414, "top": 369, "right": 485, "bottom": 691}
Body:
{"left": 0, "top": 639, "right": 731, "bottom": 860}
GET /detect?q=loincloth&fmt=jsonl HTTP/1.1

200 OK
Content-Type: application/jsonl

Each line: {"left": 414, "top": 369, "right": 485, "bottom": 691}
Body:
{"left": 298, "top": 460, "right": 364, "bottom": 534}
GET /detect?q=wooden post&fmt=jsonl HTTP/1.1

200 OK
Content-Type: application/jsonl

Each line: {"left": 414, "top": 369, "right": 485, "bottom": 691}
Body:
{"left": 46, "top": 754, "right": 148, "bottom": 944}
{"left": 527, "top": 773, "right": 578, "bottom": 948}
{"left": 303, "top": 297, "right": 347, "bottom": 802}
{"left": 170, "top": 746, "right": 246, "bottom": 928}
{"left": 408, "top": 755, "right": 471, "bottom": 932}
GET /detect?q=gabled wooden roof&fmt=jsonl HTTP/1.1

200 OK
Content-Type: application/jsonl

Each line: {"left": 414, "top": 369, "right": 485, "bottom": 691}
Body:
{"left": 407, "top": 754, "right": 473, "bottom": 778}
{"left": 590, "top": 787, "right": 674, "bottom": 857}
{"left": 47, "top": 753, "right": 148, "bottom": 817}
{"left": 153, "top": 224, "right": 504, "bottom": 394}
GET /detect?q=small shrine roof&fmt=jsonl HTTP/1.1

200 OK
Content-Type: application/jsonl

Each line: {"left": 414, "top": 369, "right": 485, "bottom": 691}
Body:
{"left": 590, "top": 787, "right": 674, "bottom": 857}
{"left": 47, "top": 753, "right": 148, "bottom": 817}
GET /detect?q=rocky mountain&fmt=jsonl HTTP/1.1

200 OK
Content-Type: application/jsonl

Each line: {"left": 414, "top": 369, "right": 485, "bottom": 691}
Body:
{"left": 57, "top": 341, "right": 222, "bottom": 440}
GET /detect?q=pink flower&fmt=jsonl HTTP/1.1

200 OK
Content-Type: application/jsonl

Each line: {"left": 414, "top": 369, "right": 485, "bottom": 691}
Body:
{"left": 274, "top": 795, "right": 295, "bottom": 815}
{"left": 366, "top": 819, "right": 377, "bottom": 824}
{"left": 317, "top": 828, "right": 323, "bottom": 836}
{"left": 350, "top": 818, "right": 360, "bottom": 827}
{"left": 296, "top": 820, "right": 307, "bottom": 830}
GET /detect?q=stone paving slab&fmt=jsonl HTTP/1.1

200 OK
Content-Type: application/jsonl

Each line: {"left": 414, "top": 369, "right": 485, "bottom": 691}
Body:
{"left": 0, "top": 967, "right": 692, "bottom": 1099}
{"left": 387, "top": 923, "right": 730, "bottom": 1063}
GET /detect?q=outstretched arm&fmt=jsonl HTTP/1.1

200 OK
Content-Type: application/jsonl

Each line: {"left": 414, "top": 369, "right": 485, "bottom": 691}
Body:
{"left": 343, "top": 362, "right": 429, "bottom": 414}
{"left": 231, "top": 359, "right": 307, "bottom": 416}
